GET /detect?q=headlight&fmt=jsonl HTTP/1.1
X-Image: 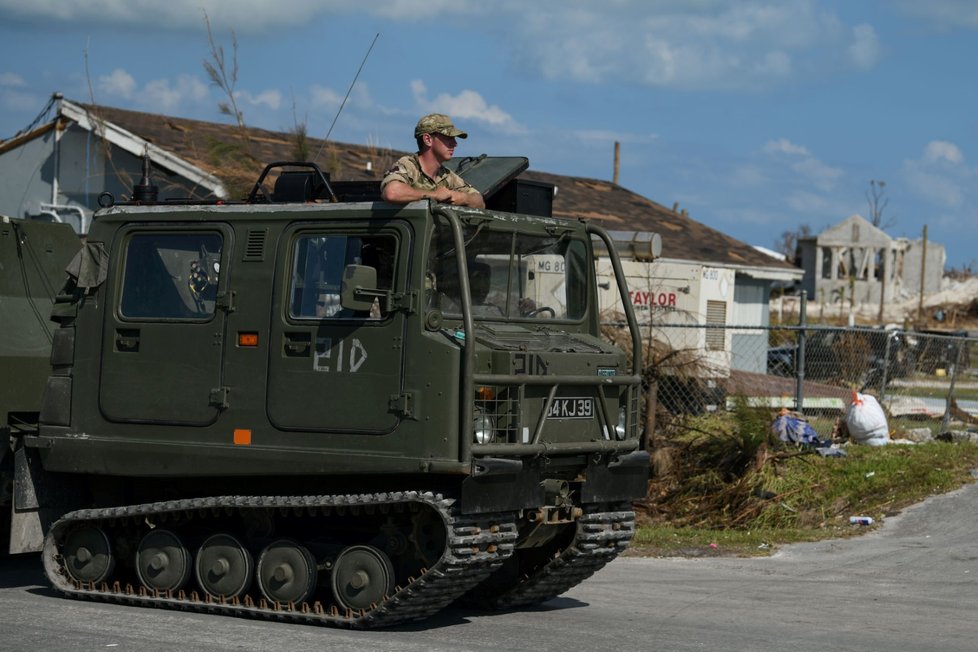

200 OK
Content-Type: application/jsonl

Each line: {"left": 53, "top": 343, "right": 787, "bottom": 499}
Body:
{"left": 615, "top": 407, "right": 627, "bottom": 440}
{"left": 473, "top": 407, "right": 496, "bottom": 444}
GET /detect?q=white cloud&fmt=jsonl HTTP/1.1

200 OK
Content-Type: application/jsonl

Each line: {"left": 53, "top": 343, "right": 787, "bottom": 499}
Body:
{"left": 0, "top": 72, "right": 26, "bottom": 87}
{"left": 0, "top": 1, "right": 884, "bottom": 90}
{"left": 503, "top": 0, "right": 878, "bottom": 90}
{"left": 763, "top": 138, "right": 841, "bottom": 191}
{"left": 905, "top": 168, "right": 966, "bottom": 208}
{"left": 0, "top": 0, "right": 341, "bottom": 32}
{"left": 0, "top": 87, "right": 41, "bottom": 114}
{"left": 791, "top": 157, "right": 843, "bottom": 191}
{"left": 237, "top": 89, "right": 282, "bottom": 111}
{"left": 893, "top": 0, "right": 978, "bottom": 29}
{"left": 410, "top": 80, "right": 522, "bottom": 132}
{"left": 848, "top": 24, "right": 881, "bottom": 70}
{"left": 764, "top": 138, "right": 810, "bottom": 156}
{"left": 785, "top": 190, "right": 851, "bottom": 216}
{"left": 923, "top": 140, "right": 964, "bottom": 165}
{"left": 729, "top": 164, "right": 767, "bottom": 187}
{"left": 754, "top": 51, "right": 792, "bottom": 77}
{"left": 98, "top": 69, "right": 137, "bottom": 100}
{"left": 904, "top": 140, "right": 973, "bottom": 208}
{"left": 364, "top": 0, "right": 483, "bottom": 20}
{"left": 308, "top": 82, "right": 372, "bottom": 112}
{"left": 143, "top": 80, "right": 181, "bottom": 111}
{"left": 143, "top": 75, "right": 209, "bottom": 112}
{"left": 0, "top": 0, "right": 478, "bottom": 32}
{"left": 310, "top": 85, "right": 343, "bottom": 109}
{"left": 97, "top": 69, "right": 208, "bottom": 113}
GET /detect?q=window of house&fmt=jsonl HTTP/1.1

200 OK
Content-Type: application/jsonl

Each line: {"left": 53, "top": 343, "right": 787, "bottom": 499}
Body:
{"left": 874, "top": 248, "right": 886, "bottom": 281}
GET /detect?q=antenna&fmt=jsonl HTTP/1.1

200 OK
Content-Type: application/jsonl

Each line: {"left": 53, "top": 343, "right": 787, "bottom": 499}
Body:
{"left": 313, "top": 33, "right": 380, "bottom": 163}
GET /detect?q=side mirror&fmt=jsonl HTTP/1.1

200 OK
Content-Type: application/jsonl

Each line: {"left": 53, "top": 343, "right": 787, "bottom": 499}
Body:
{"left": 341, "top": 264, "right": 385, "bottom": 312}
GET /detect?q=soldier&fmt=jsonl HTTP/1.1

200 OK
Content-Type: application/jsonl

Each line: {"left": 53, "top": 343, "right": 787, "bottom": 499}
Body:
{"left": 381, "top": 113, "right": 485, "bottom": 208}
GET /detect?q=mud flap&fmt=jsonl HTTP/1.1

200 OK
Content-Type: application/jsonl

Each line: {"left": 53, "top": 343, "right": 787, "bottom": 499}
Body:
{"left": 461, "top": 457, "right": 543, "bottom": 514}
{"left": 581, "top": 450, "right": 650, "bottom": 504}
{"left": 9, "top": 446, "right": 80, "bottom": 554}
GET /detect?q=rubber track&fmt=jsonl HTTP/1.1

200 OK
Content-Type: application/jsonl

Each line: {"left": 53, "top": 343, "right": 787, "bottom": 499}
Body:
{"left": 42, "top": 492, "right": 518, "bottom": 629}
{"left": 483, "top": 504, "right": 635, "bottom": 610}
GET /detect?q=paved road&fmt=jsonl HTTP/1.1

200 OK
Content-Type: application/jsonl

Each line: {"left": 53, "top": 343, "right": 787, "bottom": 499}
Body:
{"left": 2, "top": 482, "right": 977, "bottom": 651}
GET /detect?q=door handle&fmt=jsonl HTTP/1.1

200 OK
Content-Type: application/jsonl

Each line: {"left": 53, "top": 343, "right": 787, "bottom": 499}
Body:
{"left": 115, "top": 328, "right": 140, "bottom": 352}
{"left": 283, "top": 332, "right": 311, "bottom": 357}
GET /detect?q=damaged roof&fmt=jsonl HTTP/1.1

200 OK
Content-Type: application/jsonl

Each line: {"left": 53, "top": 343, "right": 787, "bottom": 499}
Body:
{"left": 26, "top": 99, "right": 796, "bottom": 273}
{"left": 520, "top": 167, "right": 795, "bottom": 273}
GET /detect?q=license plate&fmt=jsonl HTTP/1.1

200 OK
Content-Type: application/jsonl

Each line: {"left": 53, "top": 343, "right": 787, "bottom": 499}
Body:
{"left": 546, "top": 397, "right": 594, "bottom": 420}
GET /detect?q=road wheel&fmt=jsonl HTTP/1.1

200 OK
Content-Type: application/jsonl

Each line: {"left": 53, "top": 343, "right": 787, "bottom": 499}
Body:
{"left": 330, "top": 545, "right": 394, "bottom": 612}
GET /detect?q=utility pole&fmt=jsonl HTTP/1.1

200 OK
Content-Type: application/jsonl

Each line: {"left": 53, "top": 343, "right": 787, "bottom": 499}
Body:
{"left": 613, "top": 141, "right": 620, "bottom": 185}
{"left": 917, "top": 224, "right": 928, "bottom": 325}
{"left": 878, "top": 248, "right": 886, "bottom": 323}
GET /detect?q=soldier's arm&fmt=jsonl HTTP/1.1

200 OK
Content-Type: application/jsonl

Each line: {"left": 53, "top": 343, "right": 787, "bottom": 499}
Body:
{"left": 450, "top": 189, "right": 485, "bottom": 208}
{"left": 382, "top": 182, "right": 483, "bottom": 208}
{"left": 381, "top": 180, "right": 430, "bottom": 204}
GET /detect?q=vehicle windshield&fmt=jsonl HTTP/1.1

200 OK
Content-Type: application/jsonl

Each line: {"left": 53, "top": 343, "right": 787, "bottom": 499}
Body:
{"left": 426, "top": 216, "right": 589, "bottom": 321}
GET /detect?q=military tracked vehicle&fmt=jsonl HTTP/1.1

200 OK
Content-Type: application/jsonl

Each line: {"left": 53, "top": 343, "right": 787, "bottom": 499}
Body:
{"left": 1, "top": 157, "right": 648, "bottom": 628}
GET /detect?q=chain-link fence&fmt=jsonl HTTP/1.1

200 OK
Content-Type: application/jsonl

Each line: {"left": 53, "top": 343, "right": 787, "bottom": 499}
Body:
{"left": 605, "top": 319, "right": 978, "bottom": 441}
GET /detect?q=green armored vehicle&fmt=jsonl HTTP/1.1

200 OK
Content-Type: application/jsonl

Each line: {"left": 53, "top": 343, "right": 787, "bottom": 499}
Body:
{"left": 3, "top": 158, "right": 647, "bottom": 628}
{"left": 1, "top": 217, "right": 82, "bottom": 552}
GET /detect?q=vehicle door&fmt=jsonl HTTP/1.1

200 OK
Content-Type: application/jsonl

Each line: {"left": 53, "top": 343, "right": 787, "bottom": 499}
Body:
{"left": 267, "top": 222, "right": 408, "bottom": 433}
{"left": 99, "top": 226, "right": 231, "bottom": 425}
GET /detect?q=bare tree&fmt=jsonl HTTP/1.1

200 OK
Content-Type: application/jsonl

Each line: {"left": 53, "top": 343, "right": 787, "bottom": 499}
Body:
{"left": 200, "top": 11, "right": 258, "bottom": 198}
{"left": 202, "top": 12, "right": 245, "bottom": 131}
{"left": 289, "top": 90, "right": 310, "bottom": 161}
{"left": 866, "top": 179, "right": 894, "bottom": 229}
{"left": 775, "top": 223, "right": 812, "bottom": 262}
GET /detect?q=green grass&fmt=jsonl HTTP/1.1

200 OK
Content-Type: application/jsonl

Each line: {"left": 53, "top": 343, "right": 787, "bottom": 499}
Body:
{"left": 756, "top": 442, "right": 976, "bottom": 523}
{"left": 632, "top": 440, "right": 978, "bottom": 557}
{"left": 887, "top": 382, "right": 978, "bottom": 401}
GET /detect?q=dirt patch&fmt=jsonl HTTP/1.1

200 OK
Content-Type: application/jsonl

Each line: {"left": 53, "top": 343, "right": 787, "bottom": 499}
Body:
{"left": 726, "top": 370, "right": 851, "bottom": 402}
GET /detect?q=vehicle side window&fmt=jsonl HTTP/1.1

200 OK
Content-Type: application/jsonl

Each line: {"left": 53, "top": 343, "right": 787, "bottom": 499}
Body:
{"left": 564, "top": 239, "right": 588, "bottom": 318}
{"left": 119, "top": 232, "right": 222, "bottom": 319}
{"left": 289, "top": 234, "right": 396, "bottom": 320}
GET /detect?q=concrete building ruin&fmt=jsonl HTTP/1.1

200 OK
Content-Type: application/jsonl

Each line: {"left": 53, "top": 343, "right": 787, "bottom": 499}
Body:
{"left": 797, "top": 214, "right": 945, "bottom": 311}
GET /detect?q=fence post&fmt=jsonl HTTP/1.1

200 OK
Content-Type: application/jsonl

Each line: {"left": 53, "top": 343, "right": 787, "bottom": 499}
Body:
{"left": 795, "top": 291, "right": 807, "bottom": 413}
{"left": 879, "top": 331, "right": 894, "bottom": 398}
{"left": 644, "top": 378, "right": 658, "bottom": 452}
{"left": 940, "top": 339, "right": 965, "bottom": 434}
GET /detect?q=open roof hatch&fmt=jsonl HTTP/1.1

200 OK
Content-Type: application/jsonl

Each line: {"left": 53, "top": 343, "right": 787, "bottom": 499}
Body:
{"left": 443, "top": 155, "right": 528, "bottom": 197}
{"left": 447, "top": 156, "right": 553, "bottom": 218}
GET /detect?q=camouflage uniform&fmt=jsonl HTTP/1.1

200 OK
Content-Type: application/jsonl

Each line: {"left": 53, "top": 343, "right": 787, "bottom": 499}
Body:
{"left": 380, "top": 154, "right": 479, "bottom": 197}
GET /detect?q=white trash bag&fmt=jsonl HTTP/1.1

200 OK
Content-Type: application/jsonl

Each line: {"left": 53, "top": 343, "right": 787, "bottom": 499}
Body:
{"left": 846, "top": 392, "right": 890, "bottom": 446}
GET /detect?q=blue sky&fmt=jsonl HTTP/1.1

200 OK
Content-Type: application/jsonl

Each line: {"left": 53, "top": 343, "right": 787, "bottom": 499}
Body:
{"left": 1, "top": 1, "right": 976, "bottom": 270}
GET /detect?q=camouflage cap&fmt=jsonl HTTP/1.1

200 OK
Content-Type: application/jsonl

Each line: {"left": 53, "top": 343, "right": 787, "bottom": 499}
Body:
{"left": 414, "top": 113, "right": 468, "bottom": 139}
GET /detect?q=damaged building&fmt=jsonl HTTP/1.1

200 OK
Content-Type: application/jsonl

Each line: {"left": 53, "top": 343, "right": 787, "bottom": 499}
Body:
{"left": 797, "top": 214, "right": 945, "bottom": 310}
